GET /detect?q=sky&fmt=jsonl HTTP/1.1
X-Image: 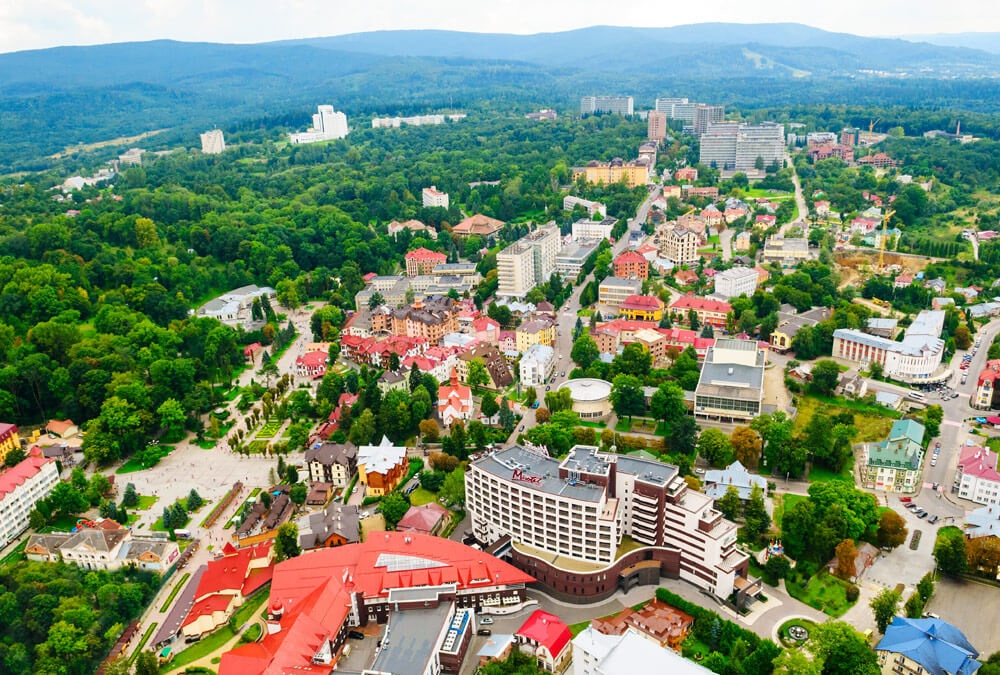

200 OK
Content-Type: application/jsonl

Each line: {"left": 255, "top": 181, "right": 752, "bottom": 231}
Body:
{"left": 0, "top": 0, "right": 996, "bottom": 54}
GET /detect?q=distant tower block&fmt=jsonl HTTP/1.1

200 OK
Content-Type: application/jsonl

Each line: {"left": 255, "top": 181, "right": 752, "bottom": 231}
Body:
{"left": 200, "top": 129, "right": 226, "bottom": 154}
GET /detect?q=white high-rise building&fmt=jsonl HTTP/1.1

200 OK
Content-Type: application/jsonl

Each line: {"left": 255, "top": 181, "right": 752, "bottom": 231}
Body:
{"left": 713, "top": 266, "right": 760, "bottom": 299}
{"left": 422, "top": 186, "right": 450, "bottom": 209}
{"left": 654, "top": 97, "right": 689, "bottom": 115}
{"left": 289, "top": 105, "right": 350, "bottom": 144}
{"left": 200, "top": 129, "right": 226, "bottom": 154}
{"left": 700, "top": 121, "right": 785, "bottom": 172}
{"left": 581, "top": 96, "right": 634, "bottom": 116}
{"left": 497, "top": 224, "right": 560, "bottom": 299}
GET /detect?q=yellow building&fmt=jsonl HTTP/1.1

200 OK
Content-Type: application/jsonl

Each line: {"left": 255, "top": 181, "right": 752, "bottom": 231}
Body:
{"left": 0, "top": 424, "right": 20, "bottom": 464}
{"left": 620, "top": 295, "right": 665, "bottom": 322}
{"left": 515, "top": 319, "right": 556, "bottom": 352}
{"left": 583, "top": 160, "right": 649, "bottom": 188}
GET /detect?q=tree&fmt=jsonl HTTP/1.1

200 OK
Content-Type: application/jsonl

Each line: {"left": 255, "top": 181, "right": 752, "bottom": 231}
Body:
{"left": 186, "top": 489, "right": 203, "bottom": 511}
{"left": 524, "top": 387, "right": 537, "bottom": 407}
{"left": 135, "top": 651, "right": 159, "bottom": 675}
{"left": 570, "top": 334, "right": 599, "bottom": 370}
{"left": 419, "top": 419, "right": 440, "bottom": 442}
{"left": 368, "top": 292, "right": 385, "bottom": 311}
{"left": 650, "top": 382, "right": 686, "bottom": 428}
{"left": 934, "top": 527, "right": 968, "bottom": 576}
{"left": 467, "top": 359, "right": 490, "bottom": 390}
{"left": 917, "top": 572, "right": 935, "bottom": 602}
{"left": 535, "top": 407, "right": 551, "bottom": 424}
{"left": 273, "top": 522, "right": 301, "bottom": 562}
{"left": 381, "top": 492, "right": 411, "bottom": 528}
{"left": 877, "top": 510, "right": 908, "bottom": 550}
{"left": 731, "top": 426, "right": 763, "bottom": 470}
{"left": 349, "top": 409, "right": 376, "bottom": 446}
{"left": 3, "top": 446, "right": 25, "bottom": 468}
{"left": 122, "top": 483, "right": 139, "bottom": 508}
{"left": 834, "top": 539, "right": 858, "bottom": 580}
{"left": 610, "top": 374, "right": 645, "bottom": 420}
{"left": 772, "top": 649, "right": 821, "bottom": 675}
{"left": 156, "top": 398, "right": 186, "bottom": 439}
{"left": 923, "top": 405, "right": 944, "bottom": 438}
{"left": 968, "top": 536, "right": 1000, "bottom": 578}
{"left": 870, "top": 588, "right": 902, "bottom": 633}
{"left": 811, "top": 359, "right": 841, "bottom": 395}
{"left": 763, "top": 554, "right": 791, "bottom": 585}
{"left": 955, "top": 325, "right": 973, "bottom": 350}
{"left": 480, "top": 393, "right": 500, "bottom": 422}
{"left": 419, "top": 470, "right": 446, "bottom": 492}
{"left": 696, "top": 428, "right": 734, "bottom": 467}
{"left": 288, "top": 482, "right": 306, "bottom": 505}
{"left": 809, "top": 621, "right": 880, "bottom": 675}
{"left": 869, "top": 361, "right": 884, "bottom": 380}
{"left": 47, "top": 481, "right": 87, "bottom": 519}
{"left": 612, "top": 342, "right": 652, "bottom": 377}
{"left": 717, "top": 486, "right": 741, "bottom": 520}
{"left": 429, "top": 452, "right": 459, "bottom": 473}
{"left": 439, "top": 467, "right": 466, "bottom": 508}
{"left": 743, "top": 484, "right": 771, "bottom": 541}
{"left": 904, "top": 592, "right": 924, "bottom": 619}
{"left": 498, "top": 397, "right": 516, "bottom": 431}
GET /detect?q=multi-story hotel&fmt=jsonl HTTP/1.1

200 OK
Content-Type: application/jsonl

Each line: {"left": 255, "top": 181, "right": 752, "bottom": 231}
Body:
{"left": 659, "top": 227, "right": 701, "bottom": 265}
{"left": 582, "top": 160, "right": 649, "bottom": 188}
{"left": 832, "top": 310, "right": 945, "bottom": 382}
{"left": 580, "top": 96, "right": 634, "bottom": 116}
{"left": 497, "top": 224, "right": 560, "bottom": 299}
{"left": 0, "top": 450, "right": 60, "bottom": 548}
{"left": 422, "top": 186, "right": 450, "bottom": 209}
{"left": 572, "top": 217, "right": 618, "bottom": 241}
{"left": 712, "top": 266, "right": 759, "bottom": 300}
{"left": 199, "top": 129, "right": 225, "bottom": 154}
{"left": 466, "top": 445, "right": 757, "bottom": 606}
{"left": 404, "top": 247, "right": 448, "bottom": 276}
{"left": 699, "top": 122, "right": 784, "bottom": 172}
{"left": 669, "top": 296, "right": 732, "bottom": 329}
{"left": 563, "top": 196, "right": 607, "bottom": 219}
{"left": 647, "top": 111, "right": 668, "bottom": 142}
{"left": 289, "top": 104, "right": 349, "bottom": 144}
{"left": 598, "top": 277, "right": 642, "bottom": 309}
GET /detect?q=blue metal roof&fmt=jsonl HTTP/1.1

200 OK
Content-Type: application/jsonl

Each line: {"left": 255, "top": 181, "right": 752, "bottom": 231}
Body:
{"left": 876, "top": 617, "right": 981, "bottom": 675}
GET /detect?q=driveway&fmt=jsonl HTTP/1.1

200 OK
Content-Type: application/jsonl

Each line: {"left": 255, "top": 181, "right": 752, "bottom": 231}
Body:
{"left": 926, "top": 577, "right": 1000, "bottom": 654}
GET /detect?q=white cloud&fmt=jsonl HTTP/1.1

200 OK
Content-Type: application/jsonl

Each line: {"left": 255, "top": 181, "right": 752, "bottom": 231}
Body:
{"left": 0, "top": 0, "right": 997, "bottom": 53}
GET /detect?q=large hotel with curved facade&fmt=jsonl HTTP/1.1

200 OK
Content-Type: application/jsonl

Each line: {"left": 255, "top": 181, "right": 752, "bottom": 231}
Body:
{"left": 466, "top": 445, "right": 760, "bottom": 606}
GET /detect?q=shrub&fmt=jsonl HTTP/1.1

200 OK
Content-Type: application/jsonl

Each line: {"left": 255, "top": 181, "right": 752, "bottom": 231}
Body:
{"left": 846, "top": 584, "right": 860, "bottom": 602}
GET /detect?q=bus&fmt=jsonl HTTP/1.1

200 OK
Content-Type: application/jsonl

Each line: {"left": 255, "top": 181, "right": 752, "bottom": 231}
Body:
{"left": 907, "top": 391, "right": 926, "bottom": 402}
{"left": 173, "top": 529, "right": 192, "bottom": 540}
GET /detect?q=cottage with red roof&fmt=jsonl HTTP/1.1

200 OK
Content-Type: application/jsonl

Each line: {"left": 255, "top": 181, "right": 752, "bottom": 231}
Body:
{"left": 182, "top": 542, "right": 274, "bottom": 638}
{"left": 453, "top": 214, "right": 505, "bottom": 236}
{"left": 754, "top": 214, "right": 776, "bottom": 229}
{"left": 514, "top": 610, "right": 572, "bottom": 673}
{"left": 438, "top": 369, "right": 474, "bottom": 428}
{"left": 674, "top": 167, "right": 698, "bottom": 182}
{"left": 0, "top": 448, "right": 59, "bottom": 548}
{"left": 620, "top": 295, "right": 665, "bottom": 321}
{"left": 472, "top": 316, "right": 501, "bottom": 344}
{"left": 219, "top": 533, "right": 534, "bottom": 675}
{"left": 295, "top": 349, "right": 328, "bottom": 379}
{"left": 613, "top": 250, "right": 649, "bottom": 280}
{"left": 669, "top": 296, "right": 732, "bottom": 328}
{"left": 396, "top": 502, "right": 451, "bottom": 536}
{"left": 405, "top": 247, "right": 448, "bottom": 276}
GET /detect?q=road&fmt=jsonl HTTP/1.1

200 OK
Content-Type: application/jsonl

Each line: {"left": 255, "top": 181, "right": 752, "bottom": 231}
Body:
{"left": 504, "top": 186, "right": 661, "bottom": 445}
{"left": 719, "top": 228, "right": 733, "bottom": 262}
{"left": 780, "top": 151, "right": 809, "bottom": 234}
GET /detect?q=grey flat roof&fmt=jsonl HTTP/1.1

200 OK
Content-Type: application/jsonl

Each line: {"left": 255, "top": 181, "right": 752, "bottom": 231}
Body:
{"left": 371, "top": 604, "right": 452, "bottom": 675}
{"left": 613, "top": 455, "right": 677, "bottom": 487}
{"left": 476, "top": 446, "right": 606, "bottom": 502}
{"left": 696, "top": 361, "right": 765, "bottom": 401}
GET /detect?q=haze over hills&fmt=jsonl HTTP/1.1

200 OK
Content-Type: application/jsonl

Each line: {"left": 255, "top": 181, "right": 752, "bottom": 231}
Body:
{"left": 901, "top": 33, "right": 1000, "bottom": 55}
{"left": 2, "top": 22, "right": 1000, "bottom": 172}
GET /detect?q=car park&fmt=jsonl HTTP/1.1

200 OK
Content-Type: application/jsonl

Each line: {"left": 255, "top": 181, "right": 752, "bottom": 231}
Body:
{"left": 929, "top": 515, "right": 940, "bottom": 524}
{"left": 918, "top": 511, "right": 929, "bottom": 519}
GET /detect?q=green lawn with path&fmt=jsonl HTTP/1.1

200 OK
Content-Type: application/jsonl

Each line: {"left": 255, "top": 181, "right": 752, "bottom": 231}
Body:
{"left": 785, "top": 571, "right": 854, "bottom": 617}
{"left": 136, "top": 495, "right": 159, "bottom": 511}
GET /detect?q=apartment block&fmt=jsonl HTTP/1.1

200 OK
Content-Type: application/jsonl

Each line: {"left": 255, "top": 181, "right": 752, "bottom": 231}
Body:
{"left": 582, "top": 160, "right": 649, "bottom": 188}
{"left": 200, "top": 129, "right": 226, "bottom": 154}
{"left": 659, "top": 227, "right": 701, "bottom": 265}
{"left": 648, "top": 111, "right": 668, "bottom": 142}
{"left": 0, "top": 452, "right": 60, "bottom": 548}
{"left": 581, "top": 96, "right": 634, "bottom": 116}
{"left": 712, "top": 266, "right": 759, "bottom": 299}
{"left": 422, "top": 186, "right": 450, "bottom": 209}
{"left": 497, "top": 224, "right": 560, "bottom": 299}
{"left": 699, "top": 122, "right": 784, "bottom": 172}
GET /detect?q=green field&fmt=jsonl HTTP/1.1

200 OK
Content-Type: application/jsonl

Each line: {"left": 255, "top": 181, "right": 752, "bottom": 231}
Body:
{"left": 785, "top": 571, "right": 855, "bottom": 617}
{"left": 409, "top": 487, "right": 438, "bottom": 506}
{"left": 136, "top": 495, "right": 159, "bottom": 511}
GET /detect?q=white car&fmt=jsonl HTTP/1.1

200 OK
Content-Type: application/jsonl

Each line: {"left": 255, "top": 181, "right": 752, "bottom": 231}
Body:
{"left": 479, "top": 617, "right": 494, "bottom": 625}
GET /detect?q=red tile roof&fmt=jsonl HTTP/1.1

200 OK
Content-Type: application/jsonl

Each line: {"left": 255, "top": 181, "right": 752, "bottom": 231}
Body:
{"left": 614, "top": 250, "right": 646, "bottom": 266}
{"left": 517, "top": 610, "right": 571, "bottom": 658}
{"left": 670, "top": 296, "right": 732, "bottom": 314}
{"left": 404, "top": 247, "right": 447, "bottom": 263}
{"left": 296, "top": 351, "right": 327, "bottom": 368}
{"left": 219, "top": 533, "right": 534, "bottom": 675}
{"left": 0, "top": 453, "right": 53, "bottom": 499}
{"left": 958, "top": 446, "right": 1000, "bottom": 482}
{"left": 621, "top": 295, "right": 663, "bottom": 310}
{"left": 193, "top": 542, "right": 273, "bottom": 601}
{"left": 0, "top": 423, "right": 17, "bottom": 439}
{"left": 396, "top": 503, "right": 450, "bottom": 535}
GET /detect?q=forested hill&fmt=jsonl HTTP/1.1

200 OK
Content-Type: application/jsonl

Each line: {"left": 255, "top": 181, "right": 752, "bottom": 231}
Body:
{"left": 3, "top": 23, "right": 1000, "bottom": 172}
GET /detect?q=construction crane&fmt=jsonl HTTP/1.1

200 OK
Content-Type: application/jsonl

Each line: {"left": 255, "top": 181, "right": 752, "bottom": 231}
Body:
{"left": 869, "top": 118, "right": 881, "bottom": 134}
{"left": 878, "top": 208, "right": 896, "bottom": 271}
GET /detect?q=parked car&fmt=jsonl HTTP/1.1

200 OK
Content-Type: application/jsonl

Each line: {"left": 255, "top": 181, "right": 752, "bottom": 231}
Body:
{"left": 929, "top": 515, "right": 940, "bottom": 524}
{"left": 918, "top": 511, "right": 930, "bottom": 519}
{"left": 931, "top": 458, "right": 937, "bottom": 467}
{"left": 479, "top": 617, "right": 494, "bottom": 625}
{"left": 349, "top": 631, "right": 365, "bottom": 640}
{"left": 477, "top": 629, "right": 492, "bottom": 636}
{"left": 935, "top": 441, "right": 941, "bottom": 448}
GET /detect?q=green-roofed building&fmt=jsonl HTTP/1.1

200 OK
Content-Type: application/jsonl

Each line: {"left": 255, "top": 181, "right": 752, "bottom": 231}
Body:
{"left": 863, "top": 418, "right": 925, "bottom": 494}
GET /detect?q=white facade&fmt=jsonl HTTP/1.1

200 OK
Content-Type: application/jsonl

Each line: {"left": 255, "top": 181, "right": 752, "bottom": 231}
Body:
{"left": 957, "top": 446, "right": 1000, "bottom": 505}
{"left": 564, "top": 196, "right": 607, "bottom": 219}
{"left": 572, "top": 218, "right": 616, "bottom": 242}
{"left": 200, "top": 129, "right": 226, "bottom": 154}
{"left": 699, "top": 122, "right": 785, "bottom": 172}
{"left": 422, "top": 186, "right": 450, "bottom": 209}
{"left": 289, "top": 105, "right": 349, "bottom": 144}
{"left": 371, "top": 113, "right": 466, "bottom": 128}
{"left": 712, "top": 266, "right": 759, "bottom": 299}
{"left": 497, "top": 225, "right": 559, "bottom": 299}
{"left": 519, "top": 344, "right": 555, "bottom": 387}
{"left": 659, "top": 228, "right": 700, "bottom": 265}
{"left": 573, "top": 627, "right": 714, "bottom": 675}
{"left": 0, "top": 456, "right": 59, "bottom": 548}
{"left": 581, "top": 96, "right": 634, "bottom": 116}
{"left": 832, "top": 310, "right": 945, "bottom": 382}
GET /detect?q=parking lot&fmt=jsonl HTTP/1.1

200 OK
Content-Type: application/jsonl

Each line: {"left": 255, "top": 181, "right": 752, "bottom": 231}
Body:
{"left": 925, "top": 577, "right": 1000, "bottom": 654}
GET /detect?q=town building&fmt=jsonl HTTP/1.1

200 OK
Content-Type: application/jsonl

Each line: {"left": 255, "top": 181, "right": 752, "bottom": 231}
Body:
{"left": 387, "top": 297, "right": 460, "bottom": 344}
{"left": 863, "top": 419, "right": 925, "bottom": 494}
{"left": 44, "top": 419, "right": 78, "bottom": 439}
{"left": 197, "top": 285, "right": 277, "bottom": 328}
{"left": 438, "top": 369, "right": 474, "bottom": 428}
{"left": 26, "top": 525, "right": 179, "bottom": 574}
{"left": 598, "top": 277, "right": 643, "bottom": 309}
{"left": 405, "top": 247, "right": 449, "bottom": 276}
{"left": 556, "top": 241, "right": 599, "bottom": 277}
{"left": 693, "top": 105, "right": 725, "bottom": 136}
{"left": 457, "top": 344, "right": 514, "bottom": 390}
{"left": 519, "top": 344, "right": 556, "bottom": 387}
{"left": 181, "top": 542, "right": 274, "bottom": 638}
{"left": 876, "top": 617, "right": 980, "bottom": 675}
{"left": 218, "top": 533, "right": 534, "bottom": 675}
{"left": 581, "top": 96, "right": 634, "bottom": 116}
{"left": 734, "top": 231, "right": 752, "bottom": 251}
{"left": 956, "top": 445, "right": 1000, "bottom": 505}
{"left": 422, "top": 186, "right": 450, "bottom": 209}
{"left": 563, "top": 196, "right": 607, "bottom": 219}
{"left": 573, "top": 626, "right": 714, "bottom": 675}
{"left": 516, "top": 318, "right": 556, "bottom": 352}
{"left": 453, "top": 214, "right": 505, "bottom": 237}
{"left": 669, "top": 296, "right": 732, "bottom": 328}
{"left": 658, "top": 226, "right": 701, "bottom": 265}
{"left": 357, "top": 436, "right": 409, "bottom": 497}
{"left": 762, "top": 236, "right": 810, "bottom": 263}
{"left": 0, "top": 424, "right": 20, "bottom": 463}
{"left": 304, "top": 441, "right": 357, "bottom": 488}
{"left": 769, "top": 306, "right": 830, "bottom": 352}
{"left": 613, "top": 250, "right": 649, "bottom": 280}
{"left": 0, "top": 450, "right": 60, "bottom": 548}
{"left": 712, "top": 266, "right": 759, "bottom": 300}
{"left": 527, "top": 109, "right": 559, "bottom": 121}
{"left": 467, "top": 445, "right": 756, "bottom": 605}
{"left": 388, "top": 219, "right": 437, "bottom": 240}
{"left": 572, "top": 217, "right": 618, "bottom": 241}
{"left": 841, "top": 127, "right": 859, "bottom": 146}
{"left": 297, "top": 502, "right": 359, "bottom": 550}
{"left": 295, "top": 349, "right": 328, "bottom": 379}
{"left": 515, "top": 610, "right": 572, "bottom": 673}
{"left": 372, "top": 113, "right": 466, "bottom": 128}
{"left": 647, "top": 111, "right": 668, "bottom": 142}
{"left": 832, "top": 310, "right": 946, "bottom": 382}
{"left": 235, "top": 490, "right": 295, "bottom": 548}
{"left": 497, "top": 225, "right": 560, "bottom": 299}
{"left": 654, "top": 97, "right": 691, "bottom": 117}
{"left": 118, "top": 148, "right": 144, "bottom": 165}
{"left": 704, "top": 461, "right": 767, "bottom": 501}
{"left": 699, "top": 122, "right": 784, "bottom": 172}
{"left": 966, "top": 503, "right": 1000, "bottom": 539}
{"left": 557, "top": 379, "right": 613, "bottom": 421}
{"left": 694, "top": 339, "right": 767, "bottom": 423}
{"left": 866, "top": 317, "right": 899, "bottom": 338}
{"left": 200, "top": 129, "right": 225, "bottom": 154}
{"left": 588, "top": 599, "right": 694, "bottom": 650}
{"left": 974, "top": 360, "right": 1000, "bottom": 410}
{"left": 396, "top": 502, "right": 451, "bottom": 537}
{"left": 619, "top": 295, "right": 665, "bottom": 322}
{"left": 289, "top": 104, "right": 349, "bottom": 144}
{"left": 581, "top": 160, "right": 649, "bottom": 188}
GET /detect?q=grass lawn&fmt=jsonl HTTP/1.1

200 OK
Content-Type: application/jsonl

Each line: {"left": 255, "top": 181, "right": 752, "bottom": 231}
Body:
{"left": 152, "top": 506, "right": 191, "bottom": 532}
{"left": 615, "top": 535, "right": 646, "bottom": 558}
{"left": 160, "top": 572, "right": 191, "bottom": 612}
{"left": 136, "top": 495, "right": 159, "bottom": 511}
{"left": 568, "top": 619, "right": 591, "bottom": 637}
{"left": 40, "top": 514, "right": 81, "bottom": 533}
{"left": 161, "top": 625, "right": 236, "bottom": 672}
{"left": 255, "top": 419, "right": 283, "bottom": 440}
{"left": 196, "top": 439, "right": 217, "bottom": 449}
{"left": 116, "top": 445, "right": 176, "bottom": 474}
{"left": 785, "top": 571, "right": 855, "bottom": 617}
{"left": 808, "top": 460, "right": 854, "bottom": 483}
{"left": 777, "top": 617, "right": 818, "bottom": 648}
{"left": 576, "top": 420, "right": 607, "bottom": 428}
{"left": 234, "top": 591, "right": 270, "bottom": 625}
{"left": 130, "top": 622, "right": 158, "bottom": 666}
{"left": 409, "top": 487, "right": 438, "bottom": 506}
{"left": 793, "top": 394, "right": 897, "bottom": 444}
{"left": 0, "top": 539, "right": 28, "bottom": 566}
{"left": 247, "top": 440, "right": 269, "bottom": 454}
{"left": 774, "top": 494, "right": 806, "bottom": 530}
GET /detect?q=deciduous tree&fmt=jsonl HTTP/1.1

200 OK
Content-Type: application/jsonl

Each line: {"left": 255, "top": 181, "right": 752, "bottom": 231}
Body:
{"left": 870, "top": 588, "right": 902, "bottom": 633}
